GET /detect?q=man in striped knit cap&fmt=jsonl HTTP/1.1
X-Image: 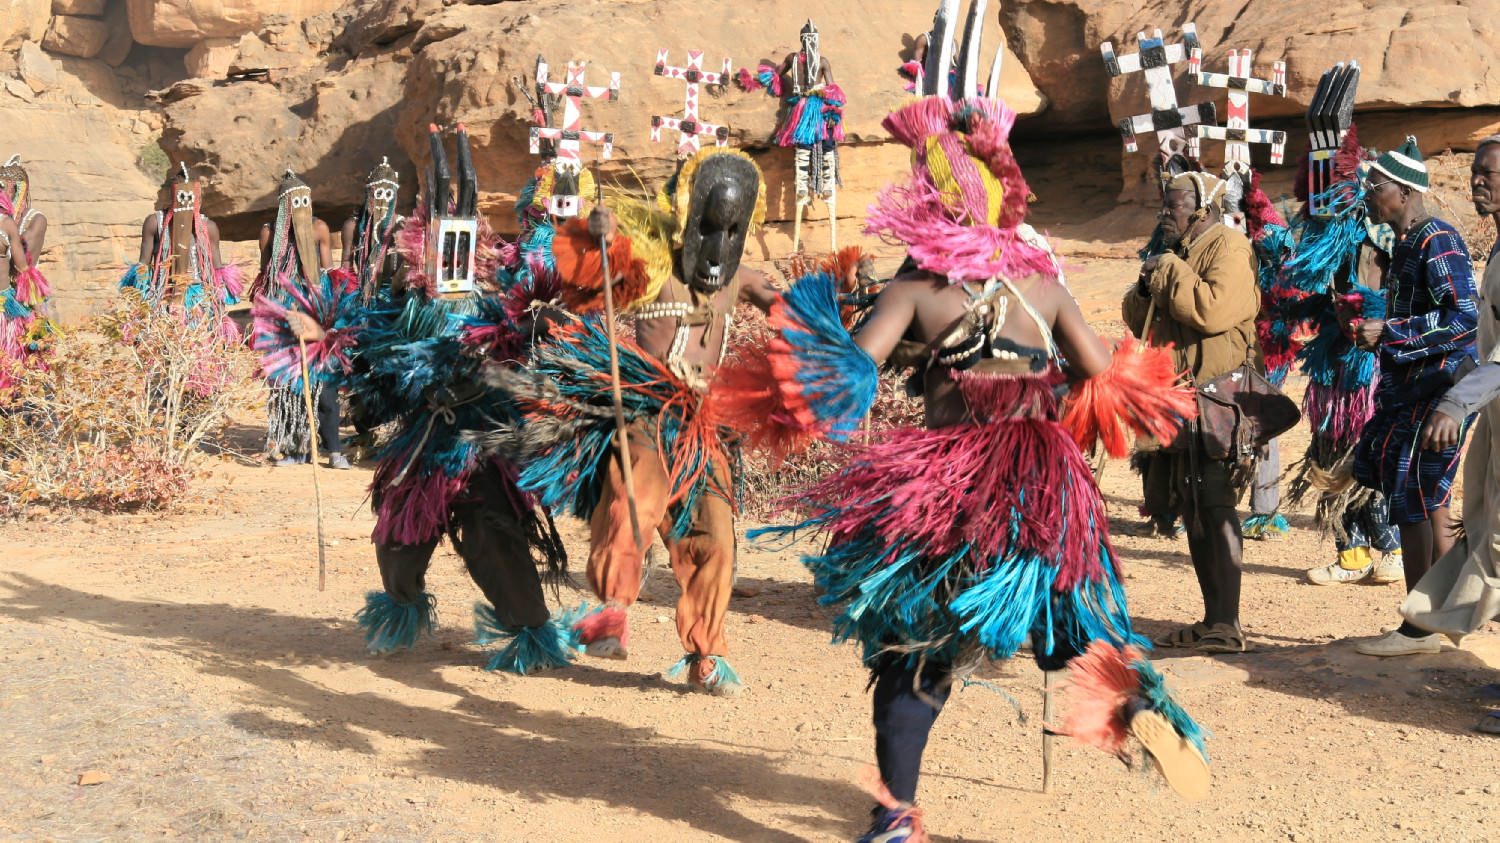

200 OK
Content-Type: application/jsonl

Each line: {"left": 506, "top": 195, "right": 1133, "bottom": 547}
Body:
{"left": 1350, "top": 136, "right": 1480, "bottom": 656}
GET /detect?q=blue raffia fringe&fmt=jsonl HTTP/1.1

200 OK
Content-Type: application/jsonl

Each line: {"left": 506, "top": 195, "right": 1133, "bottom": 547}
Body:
{"left": 667, "top": 654, "right": 744, "bottom": 692}
{"left": 355, "top": 590, "right": 438, "bottom": 654}
{"left": 474, "top": 602, "right": 589, "bottom": 675}
{"left": 1242, "top": 513, "right": 1290, "bottom": 538}
{"left": 776, "top": 271, "right": 879, "bottom": 441}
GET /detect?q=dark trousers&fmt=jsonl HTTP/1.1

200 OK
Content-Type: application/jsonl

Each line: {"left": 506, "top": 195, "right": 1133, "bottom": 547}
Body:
{"left": 316, "top": 385, "right": 341, "bottom": 456}
{"left": 872, "top": 657, "right": 951, "bottom": 806}
{"left": 1187, "top": 505, "right": 1243, "bottom": 627}
{"left": 374, "top": 466, "right": 550, "bottom": 630}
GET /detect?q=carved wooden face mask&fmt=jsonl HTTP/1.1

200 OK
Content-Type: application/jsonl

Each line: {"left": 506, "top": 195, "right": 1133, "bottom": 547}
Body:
{"left": 168, "top": 175, "right": 200, "bottom": 281}
{"left": 678, "top": 154, "right": 759, "bottom": 294}
{"left": 365, "top": 158, "right": 399, "bottom": 221}
{"left": 279, "top": 171, "right": 319, "bottom": 283}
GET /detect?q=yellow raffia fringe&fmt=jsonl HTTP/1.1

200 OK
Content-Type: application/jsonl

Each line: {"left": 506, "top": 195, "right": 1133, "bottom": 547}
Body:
{"left": 531, "top": 166, "right": 597, "bottom": 216}
{"left": 662, "top": 147, "right": 767, "bottom": 248}
{"left": 922, "top": 135, "right": 1004, "bottom": 225}
{"left": 604, "top": 192, "right": 674, "bottom": 311}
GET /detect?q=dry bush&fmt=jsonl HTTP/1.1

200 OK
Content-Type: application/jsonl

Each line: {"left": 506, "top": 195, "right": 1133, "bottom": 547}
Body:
{"left": 730, "top": 303, "right": 926, "bottom": 520}
{"left": 0, "top": 297, "right": 258, "bottom": 517}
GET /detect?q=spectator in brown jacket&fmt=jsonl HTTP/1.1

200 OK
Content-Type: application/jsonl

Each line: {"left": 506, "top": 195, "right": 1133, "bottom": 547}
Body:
{"left": 1123, "top": 171, "right": 1261, "bottom": 653}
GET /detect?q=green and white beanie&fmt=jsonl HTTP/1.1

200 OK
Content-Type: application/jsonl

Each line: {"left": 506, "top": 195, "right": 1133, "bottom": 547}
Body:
{"left": 1369, "top": 135, "right": 1429, "bottom": 193}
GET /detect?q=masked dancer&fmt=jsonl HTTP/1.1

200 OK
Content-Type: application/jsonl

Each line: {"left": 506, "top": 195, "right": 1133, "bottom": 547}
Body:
{"left": 737, "top": 20, "right": 846, "bottom": 253}
{"left": 494, "top": 147, "right": 784, "bottom": 697}
{"left": 120, "top": 163, "right": 242, "bottom": 336}
{"left": 251, "top": 169, "right": 351, "bottom": 469}
{"left": 738, "top": 5, "right": 1210, "bottom": 836}
{"left": 341, "top": 126, "right": 575, "bottom": 674}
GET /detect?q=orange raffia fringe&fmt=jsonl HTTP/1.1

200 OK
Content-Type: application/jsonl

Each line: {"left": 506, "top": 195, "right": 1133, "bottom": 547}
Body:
{"left": 1061, "top": 337, "right": 1197, "bottom": 458}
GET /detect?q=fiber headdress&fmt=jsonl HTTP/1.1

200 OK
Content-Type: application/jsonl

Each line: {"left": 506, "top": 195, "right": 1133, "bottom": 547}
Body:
{"left": 0, "top": 154, "right": 30, "bottom": 222}
{"left": 865, "top": 0, "right": 1055, "bottom": 284}
{"left": 1368, "top": 135, "right": 1428, "bottom": 193}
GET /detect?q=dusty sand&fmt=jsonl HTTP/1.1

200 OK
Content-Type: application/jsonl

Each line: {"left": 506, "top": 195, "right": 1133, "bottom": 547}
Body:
{"left": 4, "top": 253, "right": 1500, "bottom": 842}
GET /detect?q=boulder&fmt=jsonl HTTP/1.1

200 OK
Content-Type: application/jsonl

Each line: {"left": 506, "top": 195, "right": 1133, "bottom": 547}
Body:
{"left": 17, "top": 39, "right": 58, "bottom": 92}
{"left": 126, "top": 0, "right": 346, "bottom": 48}
{"left": 51, "top": 0, "right": 105, "bottom": 15}
{"left": 333, "top": 0, "right": 444, "bottom": 56}
{"left": 0, "top": 97, "right": 160, "bottom": 322}
{"left": 94, "top": 0, "right": 134, "bottom": 67}
{"left": 1, "top": 0, "right": 52, "bottom": 51}
{"left": 158, "top": 53, "right": 411, "bottom": 237}
{"left": 394, "top": 0, "right": 1046, "bottom": 230}
{"left": 183, "top": 37, "right": 238, "bottom": 79}
{"left": 42, "top": 14, "right": 109, "bottom": 58}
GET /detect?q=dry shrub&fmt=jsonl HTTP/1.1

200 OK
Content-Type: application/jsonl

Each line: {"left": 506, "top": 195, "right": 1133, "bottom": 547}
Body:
{"left": 0, "top": 297, "right": 258, "bottom": 517}
{"left": 731, "top": 303, "right": 926, "bottom": 520}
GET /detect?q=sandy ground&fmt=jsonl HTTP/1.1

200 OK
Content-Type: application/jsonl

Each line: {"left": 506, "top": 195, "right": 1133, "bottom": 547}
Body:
{"left": 5, "top": 254, "right": 1500, "bottom": 842}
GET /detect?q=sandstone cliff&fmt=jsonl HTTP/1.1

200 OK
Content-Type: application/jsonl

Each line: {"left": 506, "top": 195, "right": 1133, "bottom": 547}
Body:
{"left": 2, "top": 0, "right": 1497, "bottom": 319}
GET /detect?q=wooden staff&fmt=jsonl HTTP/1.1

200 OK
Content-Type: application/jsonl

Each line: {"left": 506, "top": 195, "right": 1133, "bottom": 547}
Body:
{"left": 1042, "top": 669, "right": 1060, "bottom": 793}
{"left": 593, "top": 166, "right": 645, "bottom": 552}
{"left": 297, "top": 332, "right": 328, "bottom": 591}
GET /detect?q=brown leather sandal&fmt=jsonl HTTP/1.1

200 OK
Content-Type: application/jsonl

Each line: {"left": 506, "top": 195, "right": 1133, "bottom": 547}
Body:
{"left": 1195, "top": 623, "right": 1251, "bottom": 653}
{"left": 1153, "top": 622, "right": 1210, "bottom": 649}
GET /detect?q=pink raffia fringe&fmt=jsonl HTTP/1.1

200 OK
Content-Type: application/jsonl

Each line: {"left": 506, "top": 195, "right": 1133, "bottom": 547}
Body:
{"left": 371, "top": 462, "right": 466, "bottom": 547}
{"left": 1304, "top": 379, "right": 1377, "bottom": 449}
{"left": 214, "top": 263, "right": 246, "bottom": 301}
{"left": 1060, "top": 640, "right": 1143, "bottom": 760}
{"left": 866, "top": 177, "right": 1060, "bottom": 283}
{"left": 13, "top": 266, "right": 49, "bottom": 307}
{"left": 250, "top": 274, "right": 357, "bottom": 386}
{"left": 788, "top": 370, "right": 1113, "bottom": 591}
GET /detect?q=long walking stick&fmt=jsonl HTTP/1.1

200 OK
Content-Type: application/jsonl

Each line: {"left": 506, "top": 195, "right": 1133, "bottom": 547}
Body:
{"left": 297, "top": 334, "right": 328, "bottom": 591}
{"left": 1042, "top": 669, "right": 1060, "bottom": 793}
{"left": 594, "top": 168, "right": 645, "bottom": 552}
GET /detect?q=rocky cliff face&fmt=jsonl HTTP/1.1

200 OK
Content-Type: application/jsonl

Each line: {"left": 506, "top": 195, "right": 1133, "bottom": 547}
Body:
{"left": 2, "top": 0, "right": 1497, "bottom": 319}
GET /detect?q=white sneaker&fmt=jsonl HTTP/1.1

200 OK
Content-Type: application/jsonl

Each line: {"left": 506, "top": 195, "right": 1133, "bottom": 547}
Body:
{"left": 1306, "top": 548, "right": 1373, "bottom": 585}
{"left": 1369, "top": 550, "right": 1404, "bottom": 584}
{"left": 1355, "top": 630, "right": 1442, "bottom": 657}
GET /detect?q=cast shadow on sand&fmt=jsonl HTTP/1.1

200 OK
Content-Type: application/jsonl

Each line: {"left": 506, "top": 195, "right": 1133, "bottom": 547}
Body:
{"left": 0, "top": 573, "right": 999, "bottom": 842}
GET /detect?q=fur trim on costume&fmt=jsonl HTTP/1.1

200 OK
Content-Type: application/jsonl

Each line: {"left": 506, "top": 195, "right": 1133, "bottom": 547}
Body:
{"left": 1061, "top": 338, "right": 1196, "bottom": 458}
{"left": 667, "top": 653, "right": 744, "bottom": 694}
{"left": 571, "top": 604, "right": 630, "bottom": 649}
{"left": 355, "top": 590, "right": 437, "bottom": 655}
{"left": 474, "top": 602, "right": 587, "bottom": 674}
